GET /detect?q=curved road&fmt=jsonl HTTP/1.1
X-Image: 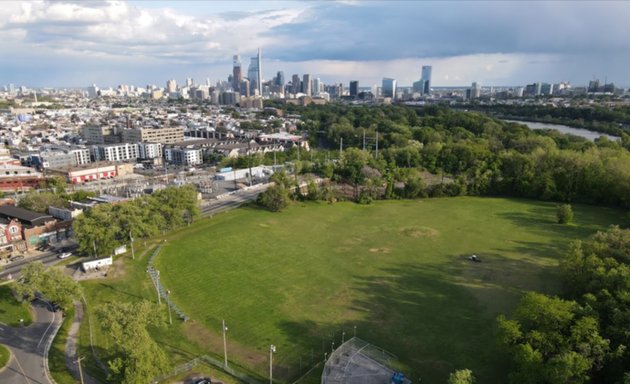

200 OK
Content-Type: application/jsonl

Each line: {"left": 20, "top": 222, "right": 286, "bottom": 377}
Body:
{"left": 0, "top": 299, "right": 60, "bottom": 384}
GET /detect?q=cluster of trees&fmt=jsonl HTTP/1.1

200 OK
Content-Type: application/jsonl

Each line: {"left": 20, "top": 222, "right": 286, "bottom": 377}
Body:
{"left": 74, "top": 185, "right": 199, "bottom": 256}
{"left": 256, "top": 104, "right": 630, "bottom": 209}
{"left": 96, "top": 301, "right": 169, "bottom": 383}
{"left": 14, "top": 261, "right": 81, "bottom": 311}
{"left": 498, "top": 226, "right": 630, "bottom": 384}
{"left": 17, "top": 176, "right": 96, "bottom": 213}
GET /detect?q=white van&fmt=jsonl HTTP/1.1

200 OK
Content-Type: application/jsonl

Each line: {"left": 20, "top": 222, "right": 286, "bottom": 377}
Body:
{"left": 58, "top": 252, "right": 72, "bottom": 259}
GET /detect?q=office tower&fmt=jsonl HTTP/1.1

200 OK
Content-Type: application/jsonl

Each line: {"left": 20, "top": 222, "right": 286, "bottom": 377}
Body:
{"left": 186, "top": 78, "right": 193, "bottom": 87}
{"left": 275, "top": 71, "right": 285, "bottom": 87}
{"left": 471, "top": 82, "right": 481, "bottom": 99}
{"left": 382, "top": 78, "right": 397, "bottom": 99}
{"left": 233, "top": 55, "right": 242, "bottom": 91}
{"left": 240, "top": 79, "right": 250, "bottom": 97}
{"left": 87, "top": 84, "right": 99, "bottom": 99}
{"left": 291, "top": 74, "right": 301, "bottom": 95}
{"left": 246, "top": 48, "right": 262, "bottom": 96}
{"left": 302, "top": 74, "right": 312, "bottom": 96}
{"left": 349, "top": 81, "right": 359, "bottom": 97}
{"left": 421, "top": 65, "right": 432, "bottom": 95}
{"left": 312, "top": 78, "right": 321, "bottom": 96}
{"left": 166, "top": 79, "right": 177, "bottom": 93}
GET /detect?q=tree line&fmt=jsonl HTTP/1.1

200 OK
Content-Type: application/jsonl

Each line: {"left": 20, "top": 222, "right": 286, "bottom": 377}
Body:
{"left": 73, "top": 185, "right": 199, "bottom": 257}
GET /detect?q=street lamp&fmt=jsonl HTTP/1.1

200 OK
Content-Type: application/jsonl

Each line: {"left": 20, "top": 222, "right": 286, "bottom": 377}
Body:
{"left": 269, "top": 344, "right": 276, "bottom": 384}
{"left": 222, "top": 320, "right": 228, "bottom": 368}
{"left": 353, "top": 325, "right": 356, "bottom": 338}
{"left": 166, "top": 290, "right": 172, "bottom": 325}
{"left": 342, "top": 331, "right": 346, "bottom": 344}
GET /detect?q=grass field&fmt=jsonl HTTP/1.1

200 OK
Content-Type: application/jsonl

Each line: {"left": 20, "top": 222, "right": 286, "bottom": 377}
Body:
{"left": 0, "top": 344, "right": 10, "bottom": 370}
{"left": 0, "top": 284, "right": 33, "bottom": 327}
{"left": 147, "top": 197, "right": 628, "bottom": 383}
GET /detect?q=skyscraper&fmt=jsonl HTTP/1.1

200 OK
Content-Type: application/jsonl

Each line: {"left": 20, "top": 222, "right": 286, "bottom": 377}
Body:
{"left": 232, "top": 55, "right": 242, "bottom": 92}
{"left": 291, "top": 74, "right": 301, "bottom": 95}
{"left": 302, "top": 74, "right": 312, "bottom": 96}
{"left": 382, "top": 78, "right": 397, "bottom": 99}
{"left": 275, "top": 71, "right": 285, "bottom": 87}
{"left": 247, "top": 49, "right": 262, "bottom": 96}
{"left": 166, "top": 79, "right": 177, "bottom": 93}
{"left": 349, "top": 81, "right": 359, "bottom": 97}
{"left": 421, "top": 65, "right": 432, "bottom": 95}
{"left": 312, "top": 78, "right": 321, "bottom": 96}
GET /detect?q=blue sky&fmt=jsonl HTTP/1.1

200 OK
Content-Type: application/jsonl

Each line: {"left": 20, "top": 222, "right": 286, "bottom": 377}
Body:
{"left": 0, "top": 1, "right": 629, "bottom": 88}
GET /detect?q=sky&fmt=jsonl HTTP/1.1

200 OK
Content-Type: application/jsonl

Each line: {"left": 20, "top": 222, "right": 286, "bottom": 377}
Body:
{"left": 0, "top": 0, "right": 629, "bottom": 88}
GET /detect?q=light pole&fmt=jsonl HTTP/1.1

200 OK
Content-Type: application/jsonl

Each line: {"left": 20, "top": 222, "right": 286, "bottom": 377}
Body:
{"left": 269, "top": 344, "right": 276, "bottom": 384}
{"left": 76, "top": 356, "right": 85, "bottom": 384}
{"left": 166, "top": 290, "right": 172, "bottom": 325}
{"left": 342, "top": 331, "right": 345, "bottom": 344}
{"left": 129, "top": 230, "right": 135, "bottom": 260}
{"left": 222, "top": 319, "right": 228, "bottom": 368}
{"left": 331, "top": 341, "right": 335, "bottom": 352}
{"left": 353, "top": 325, "right": 356, "bottom": 338}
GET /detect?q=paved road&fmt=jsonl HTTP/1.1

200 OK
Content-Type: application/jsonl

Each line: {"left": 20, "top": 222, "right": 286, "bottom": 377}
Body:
{"left": 0, "top": 299, "right": 60, "bottom": 384}
{"left": 200, "top": 184, "right": 269, "bottom": 216}
{"left": 0, "top": 253, "right": 60, "bottom": 280}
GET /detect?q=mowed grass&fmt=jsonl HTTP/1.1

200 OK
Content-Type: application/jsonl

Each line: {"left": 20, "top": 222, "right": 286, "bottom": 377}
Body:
{"left": 0, "top": 284, "right": 33, "bottom": 327}
{"left": 0, "top": 344, "right": 10, "bottom": 370}
{"left": 154, "top": 197, "right": 628, "bottom": 383}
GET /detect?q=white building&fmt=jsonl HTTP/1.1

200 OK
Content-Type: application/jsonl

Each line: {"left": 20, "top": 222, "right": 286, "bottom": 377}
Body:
{"left": 70, "top": 148, "right": 91, "bottom": 165}
{"left": 138, "top": 142, "right": 163, "bottom": 159}
{"left": 92, "top": 143, "right": 139, "bottom": 162}
{"left": 164, "top": 147, "right": 202, "bottom": 166}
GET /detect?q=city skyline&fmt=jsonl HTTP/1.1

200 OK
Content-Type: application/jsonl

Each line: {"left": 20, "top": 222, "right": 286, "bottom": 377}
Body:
{"left": 0, "top": 1, "right": 629, "bottom": 87}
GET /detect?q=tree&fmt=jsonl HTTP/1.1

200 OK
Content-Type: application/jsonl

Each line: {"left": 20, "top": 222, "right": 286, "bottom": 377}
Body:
{"left": 497, "top": 292, "right": 610, "bottom": 384}
{"left": 14, "top": 262, "right": 81, "bottom": 311}
{"left": 17, "top": 191, "right": 68, "bottom": 213}
{"left": 257, "top": 184, "right": 290, "bottom": 212}
{"left": 556, "top": 204, "right": 574, "bottom": 224}
{"left": 448, "top": 369, "right": 475, "bottom": 384}
{"left": 96, "top": 301, "right": 169, "bottom": 383}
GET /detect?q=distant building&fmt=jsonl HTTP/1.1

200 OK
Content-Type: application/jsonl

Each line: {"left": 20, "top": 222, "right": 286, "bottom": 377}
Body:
{"left": 166, "top": 79, "right": 177, "bottom": 93}
{"left": 232, "top": 55, "right": 242, "bottom": 91}
{"left": 121, "top": 126, "right": 184, "bottom": 144}
{"left": 87, "top": 84, "right": 99, "bottom": 99}
{"left": 349, "top": 81, "right": 359, "bottom": 97}
{"left": 382, "top": 78, "right": 397, "bottom": 99}
{"left": 92, "top": 143, "right": 139, "bottom": 162}
{"left": 421, "top": 65, "right": 432, "bottom": 95}
{"left": 164, "top": 147, "right": 203, "bottom": 166}
{"left": 302, "top": 74, "right": 312, "bottom": 96}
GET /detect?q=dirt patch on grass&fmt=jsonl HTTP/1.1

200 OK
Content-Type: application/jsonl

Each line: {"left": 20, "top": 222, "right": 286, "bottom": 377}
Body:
{"left": 110, "top": 256, "right": 126, "bottom": 278}
{"left": 400, "top": 226, "right": 439, "bottom": 238}
{"left": 335, "top": 246, "right": 351, "bottom": 253}
{"left": 369, "top": 247, "right": 390, "bottom": 254}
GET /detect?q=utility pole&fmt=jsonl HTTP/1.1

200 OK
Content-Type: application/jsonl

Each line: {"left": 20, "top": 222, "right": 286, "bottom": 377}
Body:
{"left": 77, "top": 356, "right": 85, "bottom": 384}
{"left": 339, "top": 137, "right": 343, "bottom": 159}
{"left": 248, "top": 140, "right": 253, "bottom": 187}
{"left": 92, "top": 240, "right": 97, "bottom": 258}
{"left": 269, "top": 345, "right": 276, "bottom": 384}
{"left": 129, "top": 230, "right": 135, "bottom": 259}
{"left": 167, "top": 290, "right": 172, "bottom": 325}
{"left": 363, "top": 129, "right": 366, "bottom": 151}
{"left": 375, "top": 130, "right": 379, "bottom": 158}
{"left": 222, "top": 319, "right": 228, "bottom": 368}
{"left": 154, "top": 270, "right": 161, "bottom": 305}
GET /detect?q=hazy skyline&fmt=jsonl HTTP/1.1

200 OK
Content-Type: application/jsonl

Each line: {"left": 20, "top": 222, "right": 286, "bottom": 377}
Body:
{"left": 1, "top": 0, "right": 629, "bottom": 88}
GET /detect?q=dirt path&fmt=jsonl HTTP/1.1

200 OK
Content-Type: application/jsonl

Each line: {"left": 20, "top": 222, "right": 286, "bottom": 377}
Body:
{"left": 65, "top": 300, "right": 101, "bottom": 384}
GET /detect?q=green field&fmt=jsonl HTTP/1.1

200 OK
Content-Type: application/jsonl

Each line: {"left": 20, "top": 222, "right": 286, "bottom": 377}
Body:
{"left": 0, "top": 285, "right": 33, "bottom": 327}
{"left": 150, "top": 197, "right": 628, "bottom": 383}
{"left": 0, "top": 344, "right": 10, "bottom": 370}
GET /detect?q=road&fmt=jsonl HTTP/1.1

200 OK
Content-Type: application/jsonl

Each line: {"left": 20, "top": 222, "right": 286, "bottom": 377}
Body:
{"left": 0, "top": 253, "right": 60, "bottom": 280}
{"left": 0, "top": 299, "right": 60, "bottom": 384}
{"left": 200, "top": 184, "right": 269, "bottom": 216}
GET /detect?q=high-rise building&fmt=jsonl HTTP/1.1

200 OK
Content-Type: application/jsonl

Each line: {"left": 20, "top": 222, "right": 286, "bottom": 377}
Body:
{"left": 470, "top": 82, "right": 481, "bottom": 99}
{"left": 302, "top": 74, "right": 312, "bottom": 96}
{"left": 186, "top": 78, "right": 194, "bottom": 88}
{"left": 275, "top": 71, "right": 285, "bottom": 87}
{"left": 87, "top": 84, "right": 99, "bottom": 99}
{"left": 349, "top": 81, "right": 359, "bottom": 97}
{"left": 232, "top": 55, "right": 242, "bottom": 91}
{"left": 382, "top": 78, "right": 397, "bottom": 99}
{"left": 291, "top": 74, "right": 301, "bottom": 95}
{"left": 166, "top": 79, "right": 177, "bottom": 93}
{"left": 421, "top": 65, "right": 432, "bottom": 95}
{"left": 247, "top": 49, "right": 262, "bottom": 96}
{"left": 312, "top": 78, "right": 321, "bottom": 96}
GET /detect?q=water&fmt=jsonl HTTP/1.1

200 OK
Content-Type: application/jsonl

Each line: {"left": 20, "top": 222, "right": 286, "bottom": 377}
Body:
{"left": 504, "top": 120, "right": 620, "bottom": 141}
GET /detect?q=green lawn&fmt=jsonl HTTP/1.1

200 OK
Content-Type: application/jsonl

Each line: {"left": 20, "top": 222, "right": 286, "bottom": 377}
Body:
{"left": 148, "top": 197, "right": 628, "bottom": 383}
{"left": 48, "top": 307, "right": 77, "bottom": 384}
{"left": 0, "top": 285, "right": 33, "bottom": 327}
{"left": 0, "top": 344, "right": 10, "bottom": 370}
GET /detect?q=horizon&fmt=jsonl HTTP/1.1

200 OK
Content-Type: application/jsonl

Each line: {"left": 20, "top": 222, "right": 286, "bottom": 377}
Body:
{"left": 1, "top": 1, "right": 629, "bottom": 88}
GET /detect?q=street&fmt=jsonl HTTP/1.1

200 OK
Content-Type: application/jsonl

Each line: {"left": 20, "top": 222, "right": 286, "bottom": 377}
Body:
{"left": 0, "top": 299, "right": 60, "bottom": 384}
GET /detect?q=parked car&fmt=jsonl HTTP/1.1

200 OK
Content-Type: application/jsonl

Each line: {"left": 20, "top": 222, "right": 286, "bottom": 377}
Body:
{"left": 10, "top": 255, "right": 24, "bottom": 262}
{"left": 194, "top": 378, "right": 211, "bottom": 384}
{"left": 58, "top": 252, "right": 72, "bottom": 259}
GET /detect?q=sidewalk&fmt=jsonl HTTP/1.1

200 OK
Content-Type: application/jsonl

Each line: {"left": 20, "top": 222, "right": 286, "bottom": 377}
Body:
{"left": 65, "top": 300, "right": 100, "bottom": 384}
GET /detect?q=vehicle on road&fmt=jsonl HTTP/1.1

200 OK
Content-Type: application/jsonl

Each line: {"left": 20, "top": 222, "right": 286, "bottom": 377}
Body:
{"left": 10, "top": 255, "right": 25, "bottom": 262}
{"left": 58, "top": 252, "right": 72, "bottom": 259}
{"left": 193, "top": 379, "right": 211, "bottom": 384}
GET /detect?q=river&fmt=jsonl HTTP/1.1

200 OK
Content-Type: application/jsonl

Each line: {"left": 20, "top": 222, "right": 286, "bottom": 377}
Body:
{"left": 503, "top": 120, "right": 620, "bottom": 141}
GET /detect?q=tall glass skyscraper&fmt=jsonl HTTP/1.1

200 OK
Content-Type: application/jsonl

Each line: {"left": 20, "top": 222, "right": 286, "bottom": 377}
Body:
{"left": 382, "top": 77, "right": 397, "bottom": 99}
{"left": 421, "top": 65, "right": 432, "bottom": 95}
{"left": 232, "top": 55, "right": 242, "bottom": 92}
{"left": 247, "top": 48, "right": 262, "bottom": 96}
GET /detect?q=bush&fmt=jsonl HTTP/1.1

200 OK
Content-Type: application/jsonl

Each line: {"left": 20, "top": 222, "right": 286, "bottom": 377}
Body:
{"left": 557, "top": 204, "right": 574, "bottom": 224}
{"left": 257, "top": 185, "right": 290, "bottom": 212}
